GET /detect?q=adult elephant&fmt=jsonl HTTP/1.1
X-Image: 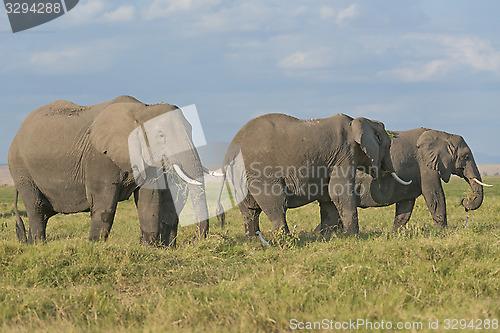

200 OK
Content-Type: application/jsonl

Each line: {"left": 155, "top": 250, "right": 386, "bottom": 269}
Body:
{"left": 8, "top": 95, "right": 212, "bottom": 245}
{"left": 314, "top": 128, "right": 492, "bottom": 233}
{"left": 216, "top": 113, "right": 411, "bottom": 235}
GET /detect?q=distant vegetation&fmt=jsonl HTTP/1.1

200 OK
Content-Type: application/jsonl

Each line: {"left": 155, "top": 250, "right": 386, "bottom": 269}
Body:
{"left": 0, "top": 178, "right": 498, "bottom": 332}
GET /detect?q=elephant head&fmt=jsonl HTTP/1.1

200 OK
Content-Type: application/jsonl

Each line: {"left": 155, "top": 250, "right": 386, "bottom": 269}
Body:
{"left": 417, "top": 129, "right": 492, "bottom": 211}
{"left": 89, "top": 102, "right": 210, "bottom": 242}
{"left": 351, "top": 117, "right": 411, "bottom": 184}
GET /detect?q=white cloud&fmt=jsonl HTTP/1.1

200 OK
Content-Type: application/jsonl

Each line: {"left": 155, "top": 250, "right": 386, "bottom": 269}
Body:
{"left": 380, "top": 34, "right": 500, "bottom": 81}
{"left": 66, "top": 0, "right": 105, "bottom": 24}
{"left": 277, "top": 48, "right": 332, "bottom": 69}
{"left": 63, "top": 1, "right": 137, "bottom": 24}
{"left": 381, "top": 59, "right": 452, "bottom": 82}
{"left": 142, "top": 0, "right": 190, "bottom": 19}
{"left": 319, "top": 4, "right": 357, "bottom": 25}
{"left": 293, "top": 6, "right": 307, "bottom": 16}
{"left": 142, "top": 0, "right": 221, "bottom": 20}
{"left": 28, "top": 41, "right": 122, "bottom": 75}
{"left": 320, "top": 6, "right": 335, "bottom": 19}
{"left": 30, "top": 48, "right": 84, "bottom": 68}
{"left": 193, "top": 2, "right": 271, "bottom": 33}
{"left": 352, "top": 103, "right": 406, "bottom": 118}
{"left": 102, "top": 5, "right": 136, "bottom": 22}
{"left": 433, "top": 35, "right": 500, "bottom": 72}
{"left": 336, "top": 4, "right": 357, "bottom": 24}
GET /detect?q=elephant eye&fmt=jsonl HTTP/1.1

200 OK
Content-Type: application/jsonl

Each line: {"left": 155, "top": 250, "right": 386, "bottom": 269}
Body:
{"left": 375, "top": 132, "right": 381, "bottom": 145}
{"left": 457, "top": 153, "right": 470, "bottom": 168}
{"left": 460, "top": 153, "right": 470, "bottom": 162}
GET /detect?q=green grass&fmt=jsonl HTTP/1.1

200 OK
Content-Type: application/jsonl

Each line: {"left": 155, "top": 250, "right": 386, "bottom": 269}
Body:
{"left": 0, "top": 178, "right": 498, "bottom": 332}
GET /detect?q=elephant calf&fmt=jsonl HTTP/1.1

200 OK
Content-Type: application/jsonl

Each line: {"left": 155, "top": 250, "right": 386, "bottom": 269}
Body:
{"left": 314, "top": 128, "right": 492, "bottom": 233}
{"left": 9, "top": 96, "right": 213, "bottom": 245}
{"left": 216, "top": 113, "right": 411, "bottom": 235}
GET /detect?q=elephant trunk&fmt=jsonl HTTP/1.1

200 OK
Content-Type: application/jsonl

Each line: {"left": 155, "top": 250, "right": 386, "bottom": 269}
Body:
{"left": 368, "top": 171, "right": 395, "bottom": 205}
{"left": 461, "top": 162, "right": 484, "bottom": 211}
{"left": 381, "top": 149, "right": 412, "bottom": 185}
{"left": 171, "top": 146, "right": 209, "bottom": 239}
{"left": 188, "top": 182, "right": 210, "bottom": 238}
{"left": 365, "top": 147, "right": 411, "bottom": 205}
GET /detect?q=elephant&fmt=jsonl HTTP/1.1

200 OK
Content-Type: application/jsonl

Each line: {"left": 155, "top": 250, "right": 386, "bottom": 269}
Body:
{"left": 8, "top": 95, "right": 214, "bottom": 245}
{"left": 215, "top": 113, "right": 411, "bottom": 235}
{"left": 313, "top": 127, "right": 492, "bottom": 233}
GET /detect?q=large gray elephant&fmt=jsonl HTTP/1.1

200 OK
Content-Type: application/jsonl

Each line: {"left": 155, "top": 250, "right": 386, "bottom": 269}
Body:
{"left": 314, "top": 128, "right": 492, "bottom": 233}
{"left": 8, "top": 95, "right": 212, "bottom": 245}
{"left": 216, "top": 113, "right": 411, "bottom": 235}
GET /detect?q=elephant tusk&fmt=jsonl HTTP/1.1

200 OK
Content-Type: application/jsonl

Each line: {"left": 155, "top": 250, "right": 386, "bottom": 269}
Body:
{"left": 391, "top": 172, "right": 412, "bottom": 185}
{"left": 202, "top": 166, "right": 224, "bottom": 177}
{"left": 173, "top": 164, "right": 202, "bottom": 186}
{"left": 473, "top": 178, "right": 493, "bottom": 187}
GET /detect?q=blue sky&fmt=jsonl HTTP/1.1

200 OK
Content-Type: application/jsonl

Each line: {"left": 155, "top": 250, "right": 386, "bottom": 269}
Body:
{"left": 1, "top": 0, "right": 499, "bottom": 164}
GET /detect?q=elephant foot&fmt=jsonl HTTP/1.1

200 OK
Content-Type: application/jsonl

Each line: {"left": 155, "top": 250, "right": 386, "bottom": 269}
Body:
{"left": 194, "top": 220, "right": 209, "bottom": 240}
{"left": 436, "top": 222, "right": 447, "bottom": 229}
{"left": 28, "top": 233, "right": 47, "bottom": 244}
{"left": 216, "top": 205, "right": 226, "bottom": 228}
{"left": 160, "top": 224, "right": 178, "bottom": 247}
{"left": 88, "top": 230, "right": 110, "bottom": 242}
{"left": 342, "top": 223, "right": 359, "bottom": 235}
{"left": 140, "top": 231, "right": 163, "bottom": 247}
{"left": 319, "top": 225, "right": 342, "bottom": 235}
{"left": 314, "top": 220, "right": 343, "bottom": 235}
{"left": 433, "top": 215, "right": 447, "bottom": 229}
{"left": 392, "top": 221, "right": 408, "bottom": 232}
{"left": 244, "top": 222, "right": 260, "bottom": 237}
{"left": 392, "top": 225, "right": 403, "bottom": 232}
{"left": 273, "top": 224, "right": 290, "bottom": 234}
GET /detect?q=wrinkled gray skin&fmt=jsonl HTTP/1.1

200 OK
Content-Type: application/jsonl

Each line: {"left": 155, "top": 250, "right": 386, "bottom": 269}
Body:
{"left": 8, "top": 96, "right": 209, "bottom": 245}
{"left": 220, "top": 113, "right": 401, "bottom": 235}
{"left": 314, "top": 128, "right": 485, "bottom": 233}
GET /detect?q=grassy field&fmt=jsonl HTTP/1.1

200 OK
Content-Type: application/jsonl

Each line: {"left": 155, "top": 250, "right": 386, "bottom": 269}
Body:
{"left": 0, "top": 178, "right": 498, "bottom": 332}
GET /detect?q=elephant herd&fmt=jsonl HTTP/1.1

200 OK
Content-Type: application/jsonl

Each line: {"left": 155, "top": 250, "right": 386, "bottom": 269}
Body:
{"left": 8, "top": 96, "right": 492, "bottom": 246}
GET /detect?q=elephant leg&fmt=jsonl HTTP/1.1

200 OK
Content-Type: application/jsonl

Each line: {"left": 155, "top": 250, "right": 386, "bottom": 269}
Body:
{"left": 393, "top": 198, "right": 416, "bottom": 231}
{"left": 88, "top": 186, "right": 119, "bottom": 241}
{"left": 195, "top": 219, "right": 209, "bottom": 240}
{"left": 238, "top": 194, "right": 262, "bottom": 237}
{"left": 421, "top": 170, "right": 447, "bottom": 227}
{"left": 265, "top": 209, "right": 289, "bottom": 233}
{"left": 161, "top": 219, "right": 178, "bottom": 247}
{"left": 159, "top": 190, "right": 179, "bottom": 247}
{"left": 329, "top": 176, "right": 359, "bottom": 234}
{"left": 134, "top": 187, "right": 162, "bottom": 245}
{"left": 251, "top": 186, "right": 289, "bottom": 233}
{"left": 314, "top": 201, "right": 341, "bottom": 234}
{"left": 17, "top": 184, "right": 55, "bottom": 243}
{"left": 167, "top": 223, "right": 178, "bottom": 246}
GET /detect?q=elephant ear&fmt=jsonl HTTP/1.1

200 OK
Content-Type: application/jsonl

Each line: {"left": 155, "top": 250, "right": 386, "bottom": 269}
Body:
{"left": 351, "top": 117, "right": 380, "bottom": 167}
{"left": 89, "top": 103, "right": 142, "bottom": 171}
{"left": 417, "top": 130, "right": 455, "bottom": 183}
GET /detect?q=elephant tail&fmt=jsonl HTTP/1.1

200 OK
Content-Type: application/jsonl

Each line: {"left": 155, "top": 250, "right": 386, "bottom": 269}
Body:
{"left": 215, "top": 168, "right": 227, "bottom": 228}
{"left": 14, "top": 189, "right": 28, "bottom": 243}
